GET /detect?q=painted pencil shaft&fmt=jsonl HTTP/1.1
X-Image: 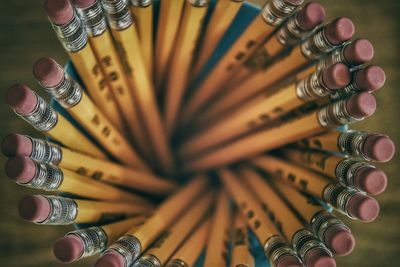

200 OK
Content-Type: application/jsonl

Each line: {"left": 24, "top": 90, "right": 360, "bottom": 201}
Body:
{"left": 230, "top": 211, "right": 254, "bottom": 267}
{"left": 164, "top": 0, "right": 209, "bottom": 132}
{"left": 191, "top": 0, "right": 244, "bottom": 78}
{"left": 154, "top": 0, "right": 185, "bottom": 90}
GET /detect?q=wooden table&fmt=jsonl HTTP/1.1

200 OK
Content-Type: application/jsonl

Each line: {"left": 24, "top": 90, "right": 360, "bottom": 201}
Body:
{"left": 0, "top": 0, "right": 398, "bottom": 266}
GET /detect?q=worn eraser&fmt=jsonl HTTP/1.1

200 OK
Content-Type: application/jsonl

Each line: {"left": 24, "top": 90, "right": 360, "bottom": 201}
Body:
{"left": 5, "top": 84, "right": 38, "bottom": 115}
{"left": 53, "top": 235, "right": 84, "bottom": 263}
{"left": 33, "top": 57, "right": 64, "bottom": 88}
{"left": 1, "top": 133, "right": 33, "bottom": 157}
{"left": 45, "top": 0, "right": 74, "bottom": 25}
{"left": 19, "top": 195, "right": 51, "bottom": 223}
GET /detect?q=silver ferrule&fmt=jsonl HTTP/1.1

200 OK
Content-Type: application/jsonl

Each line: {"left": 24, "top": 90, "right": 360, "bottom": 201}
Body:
{"left": 67, "top": 227, "right": 108, "bottom": 259}
{"left": 41, "top": 72, "right": 82, "bottom": 109}
{"left": 101, "top": 0, "right": 133, "bottom": 30}
{"left": 106, "top": 235, "right": 142, "bottom": 267}
{"left": 134, "top": 254, "right": 162, "bottom": 267}
{"left": 29, "top": 136, "right": 62, "bottom": 165}
{"left": 130, "top": 0, "right": 152, "bottom": 7}
{"left": 38, "top": 195, "right": 78, "bottom": 225}
{"left": 277, "top": 15, "right": 309, "bottom": 46}
{"left": 264, "top": 235, "right": 299, "bottom": 267}
{"left": 261, "top": 0, "right": 303, "bottom": 26}
{"left": 16, "top": 94, "right": 58, "bottom": 132}
{"left": 335, "top": 159, "right": 375, "bottom": 189}
{"left": 301, "top": 26, "right": 340, "bottom": 60}
{"left": 329, "top": 77, "right": 363, "bottom": 101}
{"left": 317, "top": 98, "right": 363, "bottom": 128}
{"left": 338, "top": 131, "right": 374, "bottom": 160}
{"left": 21, "top": 160, "right": 63, "bottom": 191}
{"left": 322, "top": 183, "right": 359, "bottom": 218}
{"left": 76, "top": 0, "right": 108, "bottom": 37}
{"left": 165, "top": 259, "right": 189, "bottom": 267}
{"left": 317, "top": 42, "right": 349, "bottom": 70}
{"left": 296, "top": 69, "right": 332, "bottom": 101}
{"left": 50, "top": 9, "right": 88, "bottom": 52}
{"left": 291, "top": 229, "right": 332, "bottom": 262}
{"left": 187, "top": 0, "right": 210, "bottom": 7}
{"left": 310, "top": 210, "right": 350, "bottom": 242}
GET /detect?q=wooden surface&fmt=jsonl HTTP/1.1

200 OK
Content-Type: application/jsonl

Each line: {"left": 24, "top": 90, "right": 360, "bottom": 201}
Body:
{"left": 0, "top": 0, "right": 399, "bottom": 266}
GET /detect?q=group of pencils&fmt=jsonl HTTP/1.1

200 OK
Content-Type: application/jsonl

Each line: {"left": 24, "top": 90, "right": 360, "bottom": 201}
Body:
{"left": 1, "top": 0, "right": 396, "bottom": 266}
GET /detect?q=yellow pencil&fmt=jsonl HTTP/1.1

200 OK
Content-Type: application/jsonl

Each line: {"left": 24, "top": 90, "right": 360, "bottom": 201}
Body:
{"left": 230, "top": 211, "right": 255, "bottom": 267}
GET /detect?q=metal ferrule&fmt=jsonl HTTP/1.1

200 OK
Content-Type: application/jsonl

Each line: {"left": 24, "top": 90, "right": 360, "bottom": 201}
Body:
{"left": 291, "top": 229, "right": 332, "bottom": 262}
{"left": 130, "top": 0, "right": 153, "bottom": 7}
{"left": 296, "top": 69, "right": 332, "bottom": 101}
{"left": 261, "top": 0, "right": 303, "bottom": 26}
{"left": 106, "top": 235, "right": 142, "bottom": 267}
{"left": 335, "top": 159, "right": 375, "bottom": 189}
{"left": 277, "top": 15, "right": 309, "bottom": 46}
{"left": 317, "top": 98, "right": 363, "bottom": 128}
{"left": 38, "top": 195, "right": 78, "bottom": 225}
{"left": 338, "top": 131, "right": 373, "bottom": 160}
{"left": 76, "top": 0, "right": 108, "bottom": 37}
{"left": 264, "top": 235, "right": 299, "bottom": 267}
{"left": 329, "top": 77, "right": 362, "bottom": 101}
{"left": 67, "top": 227, "right": 108, "bottom": 259}
{"left": 322, "top": 183, "right": 359, "bottom": 218}
{"left": 165, "top": 259, "right": 189, "bottom": 267}
{"left": 41, "top": 72, "right": 82, "bottom": 109}
{"left": 21, "top": 160, "right": 63, "bottom": 191}
{"left": 317, "top": 42, "right": 350, "bottom": 70}
{"left": 29, "top": 136, "right": 62, "bottom": 165}
{"left": 187, "top": 0, "right": 210, "bottom": 7}
{"left": 16, "top": 94, "right": 58, "bottom": 132}
{"left": 50, "top": 9, "right": 88, "bottom": 52}
{"left": 101, "top": 0, "right": 133, "bottom": 30}
{"left": 301, "top": 26, "right": 340, "bottom": 60}
{"left": 134, "top": 254, "right": 162, "bottom": 267}
{"left": 310, "top": 210, "right": 350, "bottom": 242}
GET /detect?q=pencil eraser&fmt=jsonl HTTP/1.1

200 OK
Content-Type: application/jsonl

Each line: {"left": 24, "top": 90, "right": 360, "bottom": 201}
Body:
{"left": 355, "top": 166, "right": 387, "bottom": 195}
{"left": 33, "top": 57, "right": 64, "bottom": 88}
{"left": 347, "top": 193, "right": 380, "bottom": 222}
{"left": 343, "top": 39, "right": 374, "bottom": 66}
{"left": 355, "top": 65, "right": 386, "bottom": 93}
{"left": 5, "top": 84, "right": 38, "bottom": 115}
{"left": 345, "top": 92, "right": 376, "bottom": 119}
{"left": 95, "top": 251, "right": 124, "bottom": 267}
{"left": 19, "top": 195, "right": 51, "bottom": 223}
{"left": 53, "top": 235, "right": 84, "bottom": 263}
{"left": 5, "top": 156, "right": 36, "bottom": 184}
{"left": 325, "top": 17, "right": 355, "bottom": 45}
{"left": 323, "top": 225, "right": 355, "bottom": 256}
{"left": 1, "top": 133, "right": 32, "bottom": 157}
{"left": 276, "top": 254, "right": 303, "bottom": 267}
{"left": 363, "top": 134, "right": 395, "bottom": 162}
{"left": 72, "top": 0, "right": 96, "bottom": 9}
{"left": 305, "top": 249, "right": 336, "bottom": 267}
{"left": 322, "top": 63, "right": 351, "bottom": 90}
{"left": 296, "top": 2, "right": 326, "bottom": 31}
{"left": 44, "top": 0, "right": 74, "bottom": 25}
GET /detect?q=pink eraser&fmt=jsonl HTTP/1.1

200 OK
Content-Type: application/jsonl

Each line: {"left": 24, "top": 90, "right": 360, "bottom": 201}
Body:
{"left": 71, "top": 0, "right": 96, "bottom": 9}
{"left": 343, "top": 39, "right": 374, "bottom": 66}
{"left": 44, "top": 0, "right": 74, "bottom": 25}
{"left": 322, "top": 63, "right": 351, "bottom": 90}
{"left": 5, "top": 156, "right": 36, "bottom": 184}
{"left": 33, "top": 57, "right": 64, "bottom": 88}
{"left": 95, "top": 251, "right": 125, "bottom": 267}
{"left": 323, "top": 225, "right": 355, "bottom": 256}
{"left": 1, "top": 133, "right": 33, "bottom": 157}
{"left": 53, "top": 235, "right": 85, "bottom": 263}
{"left": 19, "top": 195, "right": 51, "bottom": 223}
{"left": 276, "top": 254, "right": 303, "bottom": 267}
{"left": 305, "top": 249, "right": 336, "bottom": 267}
{"left": 363, "top": 134, "right": 395, "bottom": 162}
{"left": 355, "top": 65, "right": 386, "bottom": 93}
{"left": 355, "top": 166, "right": 387, "bottom": 195}
{"left": 347, "top": 193, "right": 380, "bottom": 222}
{"left": 325, "top": 17, "right": 355, "bottom": 45}
{"left": 5, "top": 84, "right": 38, "bottom": 115}
{"left": 345, "top": 92, "right": 377, "bottom": 119}
{"left": 296, "top": 2, "right": 326, "bottom": 31}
